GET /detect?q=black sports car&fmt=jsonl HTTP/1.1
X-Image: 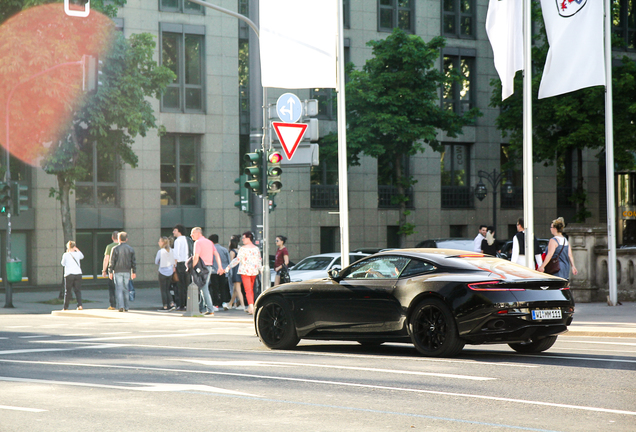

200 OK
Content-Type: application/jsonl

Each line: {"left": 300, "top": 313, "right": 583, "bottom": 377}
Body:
{"left": 254, "top": 249, "right": 575, "bottom": 357}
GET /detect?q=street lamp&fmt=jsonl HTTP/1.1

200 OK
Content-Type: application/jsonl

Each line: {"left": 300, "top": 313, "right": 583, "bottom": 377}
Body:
{"left": 474, "top": 169, "right": 514, "bottom": 231}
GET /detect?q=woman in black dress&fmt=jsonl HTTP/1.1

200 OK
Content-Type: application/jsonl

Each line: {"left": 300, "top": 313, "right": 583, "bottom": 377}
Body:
{"left": 481, "top": 226, "right": 498, "bottom": 256}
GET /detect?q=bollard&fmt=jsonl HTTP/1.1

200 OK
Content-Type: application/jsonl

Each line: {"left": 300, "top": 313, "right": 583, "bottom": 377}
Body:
{"left": 185, "top": 283, "right": 199, "bottom": 317}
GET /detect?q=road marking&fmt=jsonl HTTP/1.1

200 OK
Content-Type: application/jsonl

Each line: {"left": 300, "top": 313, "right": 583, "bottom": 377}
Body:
{"left": 182, "top": 359, "right": 496, "bottom": 381}
{"left": 1, "top": 359, "right": 633, "bottom": 417}
{"left": 44, "top": 331, "right": 249, "bottom": 343}
{"left": 0, "top": 376, "right": 260, "bottom": 397}
{"left": 0, "top": 337, "right": 8, "bottom": 340}
{"left": 18, "top": 335, "right": 52, "bottom": 339}
{"left": 558, "top": 339, "right": 636, "bottom": 347}
{"left": 499, "top": 353, "right": 636, "bottom": 364}
{"left": 0, "top": 404, "right": 46, "bottom": 413}
{"left": 99, "top": 332, "right": 132, "bottom": 335}
{"left": 0, "top": 344, "right": 124, "bottom": 355}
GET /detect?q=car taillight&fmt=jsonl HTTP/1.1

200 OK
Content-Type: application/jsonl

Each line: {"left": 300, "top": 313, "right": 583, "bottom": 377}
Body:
{"left": 468, "top": 281, "right": 525, "bottom": 291}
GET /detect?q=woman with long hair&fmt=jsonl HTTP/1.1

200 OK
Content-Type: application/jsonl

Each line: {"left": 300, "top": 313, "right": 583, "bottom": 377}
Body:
{"left": 226, "top": 235, "right": 245, "bottom": 310}
{"left": 226, "top": 231, "right": 261, "bottom": 315}
{"left": 538, "top": 217, "right": 578, "bottom": 280}
{"left": 480, "top": 226, "right": 498, "bottom": 256}
{"left": 155, "top": 236, "right": 175, "bottom": 310}
{"left": 273, "top": 235, "right": 290, "bottom": 286}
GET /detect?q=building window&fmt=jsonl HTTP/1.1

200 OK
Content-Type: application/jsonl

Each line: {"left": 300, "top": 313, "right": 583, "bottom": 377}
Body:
{"left": 442, "top": 53, "right": 474, "bottom": 115}
{"left": 449, "top": 225, "right": 467, "bottom": 238}
{"left": 159, "top": 0, "right": 204, "bottom": 15}
{"left": 320, "top": 226, "right": 339, "bottom": 253}
{"left": 160, "top": 24, "right": 205, "bottom": 113}
{"left": 378, "top": 0, "right": 414, "bottom": 33}
{"left": 378, "top": 155, "right": 414, "bottom": 208}
{"left": 76, "top": 230, "right": 117, "bottom": 280}
{"left": 500, "top": 144, "right": 523, "bottom": 209}
{"left": 613, "top": 0, "right": 636, "bottom": 50}
{"left": 442, "top": 0, "right": 475, "bottom": 38}
{"left": 160, "top": 134, "right": 200, "bottom": 207}
{"left": 387, "top": 225, "right": 400, "bottom": 248}
{"left": 343, "top": 0, "right": 351, "bottom": 28}
{"left": 76, "top": 142, "right": 118, "bottom": 207}
{"left": 441, "top": 143, "right": 473, "bottom": 208}
{"left": 311, "top": 155, "right": 339, "bottom": 208}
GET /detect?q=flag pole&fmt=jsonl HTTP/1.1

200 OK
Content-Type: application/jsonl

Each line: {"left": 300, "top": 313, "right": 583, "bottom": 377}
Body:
{"left": 523, "top": 0, "right": 535, "bottom": 267}
{"left": 604, "top": 0, "right": 618, "bottom": 305}
{"left": 336, "top": 0, "right": 350, "bottom": 268}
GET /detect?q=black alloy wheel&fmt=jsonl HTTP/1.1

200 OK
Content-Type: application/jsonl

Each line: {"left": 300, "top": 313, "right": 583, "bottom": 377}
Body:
{"left": 409, "top": 298, "right": 464, "bottom": 357}
{"left": 256, "top": 297, "right": 300, "bottom": 350}
{"left": 508, "top": 336, "right": 558, "bottom": 354}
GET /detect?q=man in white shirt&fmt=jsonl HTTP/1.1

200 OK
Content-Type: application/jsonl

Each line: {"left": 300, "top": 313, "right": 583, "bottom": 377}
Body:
{"left": 473, "top": 225, "right": 487, "bottom": 252}
{"left": 172, "top": 224, "right": 191, "bottom": 311}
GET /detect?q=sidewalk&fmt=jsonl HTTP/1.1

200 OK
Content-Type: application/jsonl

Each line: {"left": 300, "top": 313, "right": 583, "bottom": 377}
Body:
{"left": 1, "top": 288, "right": 634, "bottom": 336}
{"left": 0, "top": 287, "right": 253, "bottom": 323}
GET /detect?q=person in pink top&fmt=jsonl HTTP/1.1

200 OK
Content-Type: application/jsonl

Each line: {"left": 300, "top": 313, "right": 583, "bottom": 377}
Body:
{"left": 190, "top": 227, "right": 224, "bottom": 315}
{"left": 226, "top": 231, "right": 262, "bottom": 315}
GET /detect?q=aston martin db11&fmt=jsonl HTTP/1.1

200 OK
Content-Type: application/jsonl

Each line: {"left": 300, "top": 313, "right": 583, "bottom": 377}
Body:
{"left": 254, "top": 249, "right": 575, "bottom": 357}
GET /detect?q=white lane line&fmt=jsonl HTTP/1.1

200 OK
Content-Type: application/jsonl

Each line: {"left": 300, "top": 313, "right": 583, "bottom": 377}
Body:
{"left": 0, "top": 337, "right": 8, "bottom": 340}
{"left": 4, "top": 326, "right": 31, "bottom": 328}
{"left": 502, "top": 353, "right": 636, "bottom": 364}
{"left": 182, "top": 359, "right": 495, "bottom": 381}
{"left": 0, "top": 404, "right": 46, "bottom": 413}
{"left": 0, "top": 344, "right": 124, "bottom": 355}
{"left": 558, "top": 340, "right": 636, "bottom": 347}
{"left": 0, "top": 376, "right": 260, "bottom": 397}
{"left": 99, "top": 332, "right": 132, "bottom": 335}
{"left": 553, "top": 347, "right": 636, "bottom": 354}
{"left": 43, "top": 331, "right": 244, "bottom": 343}
{"left": 18, "top": 335, "right": 52, "bottom": 339}
{"left": 0, "top": 359, "right": 633, "bottom": 417}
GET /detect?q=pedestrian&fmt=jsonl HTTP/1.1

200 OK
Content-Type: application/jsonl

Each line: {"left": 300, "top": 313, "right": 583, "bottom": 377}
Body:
{"left": 190, "top": 227, "right": 225, "bottom": 315}
{"left": 108, "top": 231, "right": 137, "bottom": 312}
{"left": 226, "top": 235, "right": 245, "bottom": 310}
{"left": 172, "top": 224, "right": 191, "bottom": 311}
{"left": 226, "top": 231, "right": 262, "bottom": 315}
{"left": 61, "top": 241, "right": 84, "bottom": 311}
{"left": 273, "top": 235, "right": 290, "bottom": 286}
{"left": 208, "top": 234, "right": 231, "bottom": 310}
{"left": 473, "top": 225, "right": 487, "bottom": 252}
{"left": 480, "top": 226, "right": 498, "bottom": 256}
{"left": 101, "top": 230, "right": 119, "bottom": 310}
{"left": 538, "top": 217, "right": 578, "bottom": 279}
{"left": 155, "top": 236, "right": 176, "bottom": 311}
{"left": 511, "top": 217, "right": 543, "bottom": 268}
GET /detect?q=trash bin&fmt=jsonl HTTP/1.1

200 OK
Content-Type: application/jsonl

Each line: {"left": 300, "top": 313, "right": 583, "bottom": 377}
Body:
{"left": 6, "top": 258, "right": 22, "bottom": 283}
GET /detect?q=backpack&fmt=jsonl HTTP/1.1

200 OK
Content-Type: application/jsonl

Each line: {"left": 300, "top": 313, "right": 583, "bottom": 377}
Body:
{"left": 186, "top": 236, "right": 194, "bottom": 258}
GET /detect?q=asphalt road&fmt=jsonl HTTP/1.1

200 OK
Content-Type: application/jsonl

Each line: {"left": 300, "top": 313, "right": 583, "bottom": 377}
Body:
{"left": 1, "top": 312, "right": 635, "bottom": 432}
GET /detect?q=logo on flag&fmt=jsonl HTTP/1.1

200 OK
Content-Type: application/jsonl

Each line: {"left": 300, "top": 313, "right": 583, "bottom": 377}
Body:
{"left": 557, "top": 0, "right": 587, "bottom": 17}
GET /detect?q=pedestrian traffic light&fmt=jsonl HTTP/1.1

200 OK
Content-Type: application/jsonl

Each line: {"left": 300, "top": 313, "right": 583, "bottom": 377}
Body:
{"left": 268, "top": 198, "right": 277, "bottom": 213}
{"left": 0, "top": 182, "right": 11, "bottom": 215}
{"left": 234, "top": 174, "right": 251, "bottom": 214}
{"left": 11, "top": 182, "right": 28, "bottom": 216}
{"left": 266, "top": 149, "right": 283, "bottom": 196}
{"left": 244, "top": 149, "right": 263, "bottom": 195}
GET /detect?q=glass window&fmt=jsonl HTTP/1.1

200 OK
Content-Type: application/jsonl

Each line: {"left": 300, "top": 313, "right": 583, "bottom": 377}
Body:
{"left": 443, "top": 54, "right": 474, "bottom": 115}
{"left": 343, "top": 256, "right": 411, "bottom": 279}
{"left": 160, "top": 0, "right": 204, "bottom": 15}
{"left": 441, "top": 143, "right": 473, "bottom": 208}
{"left": 161, "top": 28, "right": 205, "bottom": 113}
{"left": 443, "top": 0, "right": 474, "bottom": 38}
{"left": 378, "top": 0, "right": 414, "bottom": 33}
{"left": 400, "top": 259, "right": 436, "bottom": 277}
{"left": 76, "top": 230, "right": 115, "bottom": 280}
{"left": 160, "top": 134, "right": 200, "bottom": 207}
{"left": 293, "top": 256, "right": 334, "bottom": 271}
{"left": 76, "top": 142, "right": 118, "bottom": 207}
{"left": 613, "top": 0, "right": 636, "bottom": 50}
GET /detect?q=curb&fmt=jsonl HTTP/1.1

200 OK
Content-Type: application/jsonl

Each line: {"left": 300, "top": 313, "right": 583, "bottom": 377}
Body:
{"left": 50, "top": 309, "right": 254, "bottom": 323}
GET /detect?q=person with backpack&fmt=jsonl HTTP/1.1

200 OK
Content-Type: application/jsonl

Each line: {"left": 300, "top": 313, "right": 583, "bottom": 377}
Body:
{"left": 172, "top": 224, "right": 193, "bottom": 311}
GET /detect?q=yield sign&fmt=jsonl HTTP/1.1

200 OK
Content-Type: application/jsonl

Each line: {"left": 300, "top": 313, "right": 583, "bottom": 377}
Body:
{"left": 272, "top": 122, "right": 307, "bottom": 160}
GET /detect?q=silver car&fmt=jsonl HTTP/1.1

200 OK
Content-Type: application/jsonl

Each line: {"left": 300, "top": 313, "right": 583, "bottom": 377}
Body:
{"left": 274, "top": 252, "right": 369, "bottom": 283}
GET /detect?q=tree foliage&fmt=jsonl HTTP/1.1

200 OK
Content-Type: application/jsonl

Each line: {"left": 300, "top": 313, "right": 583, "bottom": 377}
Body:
{"left": 490, "top": 6, "right": 636, "bottom": 222}
{"left": 323, "top": 28, "right": 479, "bottom": 245}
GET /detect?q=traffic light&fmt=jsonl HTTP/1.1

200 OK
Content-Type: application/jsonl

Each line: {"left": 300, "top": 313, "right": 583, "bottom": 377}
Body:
{"left": 234, "top": 174, "right": 251, "bottom": 214}
{"left": 11, "top": 182, "right": 28, "bottom": 216}
{"left": 244, "top": 149, "right": 263, "bottom": 195}
{"left": 0, "top": 182, "right": 11, "bottom": 215}
{"left": 266, "top": 149, "right": 283, "bottom": 195}
{"left": 268, "top": 198, "right": 277, "bottom": 213}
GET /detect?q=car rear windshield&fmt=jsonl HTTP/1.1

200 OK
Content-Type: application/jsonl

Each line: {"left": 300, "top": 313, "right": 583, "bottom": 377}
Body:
{"left": 293, "top": 257, "right": 333, "bottom": 271}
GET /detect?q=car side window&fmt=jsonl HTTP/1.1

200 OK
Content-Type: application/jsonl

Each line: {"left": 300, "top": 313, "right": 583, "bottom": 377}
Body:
{"left": 343, "top": 256, "right": 410, "bottom": 280}
{"left": 400, "top": 259, "right": 436, "bottom": 277}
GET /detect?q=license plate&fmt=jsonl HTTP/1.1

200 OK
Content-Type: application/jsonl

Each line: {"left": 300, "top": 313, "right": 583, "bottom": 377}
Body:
{"left": 532, "top": 309, "right": 562, "bottom": 320}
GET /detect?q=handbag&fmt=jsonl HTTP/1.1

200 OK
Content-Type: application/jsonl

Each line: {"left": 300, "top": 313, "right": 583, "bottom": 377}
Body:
{"left": 544, "top": 243, "right": 564, "bottom": 275}
{"left": 172, "top": 271, "right": 179, "bottom": 283}
{"left": 280, "top": 264, "right": 291, "bottom": 284}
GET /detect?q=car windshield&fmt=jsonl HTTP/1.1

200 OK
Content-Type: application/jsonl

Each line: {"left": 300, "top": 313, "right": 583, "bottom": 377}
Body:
{"left": 436, "top": 240, "right": 474, "bottom": 251}
{"left": 292, "top": 257, "right": 333, "bottom": 271}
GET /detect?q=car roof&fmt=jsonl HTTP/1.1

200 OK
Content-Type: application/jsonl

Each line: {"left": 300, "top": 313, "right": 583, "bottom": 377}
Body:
{"left": 298, "top": 252, "right": 369, "bottom": 259}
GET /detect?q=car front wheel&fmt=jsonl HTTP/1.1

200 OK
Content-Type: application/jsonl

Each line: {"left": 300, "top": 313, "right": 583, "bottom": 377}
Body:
{"left": 508, "top": 336, "right": 558, "bottom": 354}
{"left": 256, "top": 297, "right": 300, "bottom": 350}
{"left": 409, "top": 298, "right": 464, "bottom": 357}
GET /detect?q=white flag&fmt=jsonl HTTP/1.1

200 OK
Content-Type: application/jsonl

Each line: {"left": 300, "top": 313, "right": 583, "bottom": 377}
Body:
{"left": 538, "top": 0, "right": 605, "bottom": 99}
{"left": 259, "top": 0, "right": 338, "bottom": 89}
{"left": 486, "top": 0, "right": 524, "bottom": 101}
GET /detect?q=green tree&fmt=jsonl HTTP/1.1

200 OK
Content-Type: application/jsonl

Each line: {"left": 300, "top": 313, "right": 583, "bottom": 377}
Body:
{"left": 490, "top": 6, "right": 636, "bottom": 222}
{"left": 323, "top": 28, "right": 478, "bottom": 246}
{"left": 0, "top": 0, "right": 174, "bottom": 243}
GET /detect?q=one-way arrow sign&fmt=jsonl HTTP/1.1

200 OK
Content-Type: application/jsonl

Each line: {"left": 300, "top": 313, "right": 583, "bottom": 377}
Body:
{"left": 272, "top": 122, "right": 308, "bottom": 160}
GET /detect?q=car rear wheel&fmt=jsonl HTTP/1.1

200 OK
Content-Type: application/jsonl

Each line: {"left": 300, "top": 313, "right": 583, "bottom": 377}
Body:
{"left": 409, "top": 298, "right": 464, "bottom": 357}
{"left": 508, "top": 336, "right": 558, "bottom": 354}
{"left": 256, "top": 297, "right": 300, "bottom": 350}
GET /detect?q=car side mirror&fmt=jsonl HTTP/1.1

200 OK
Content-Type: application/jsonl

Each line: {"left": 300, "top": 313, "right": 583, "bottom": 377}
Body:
{"left": 328, "top": 268, "right": 340, "bottom": 280}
